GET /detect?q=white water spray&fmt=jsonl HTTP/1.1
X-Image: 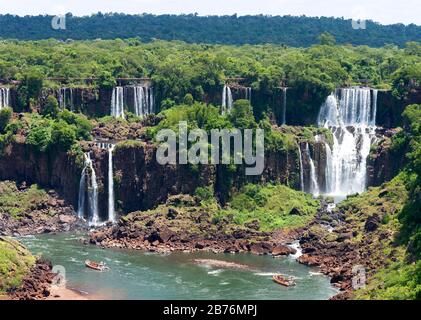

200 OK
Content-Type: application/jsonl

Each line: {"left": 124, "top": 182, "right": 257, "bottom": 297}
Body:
{"left": 222, "top": 85, "right": 233, "bottom": 113}
{"left": 306, "top": 143, "right": 320, "bottom": 197}
{"left": 297, "top": 143, "right": 304, "bottom": 192}
{"left": 111, "top": 87, "right": 125, "bottom": 118}
{"left": 282, "top": 88, "right": 287, "bottom": 125}
{"left": 318, "top": 87, "right": 378, "bottom": 197}
{"left": 77, "top": 152, "right": 99, "bottom": 225}
{"left": 245, "top": 87, "right": 252, "bottom": 102}
{"left": 0, "top": 88, "right": 10, "bottom": 109}
{"left": 133, "top": 86, "right": 154, "bottom": 117}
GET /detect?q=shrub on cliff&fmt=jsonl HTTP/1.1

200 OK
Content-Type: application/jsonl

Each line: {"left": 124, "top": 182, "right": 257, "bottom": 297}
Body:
{"left": 0, "top": 237, "right": 35, "bottom": 295}
{"left": 0, "top": 106, "right": 12, "bottom": 133}
{"left": 26, "top": 124, "right": 51, "bottom": 152}
{"left": 50, "top": 120, "right": 77, "bottom": 151}
{"left": 58, "top": 109, "right": 93, "bottom": 140}
{"left": 16, "top": 69, "right": 44, "bottom": 111}
{"left": 213, "top": 184, "right": 319, "bottom": 231}
{"left": 41, "top": 95, "right": 59, "bottom": 118}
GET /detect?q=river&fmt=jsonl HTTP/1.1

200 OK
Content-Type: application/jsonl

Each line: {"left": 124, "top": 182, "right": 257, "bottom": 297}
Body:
{"left": 20, "top": 233, "right": 337, "bottom": 300}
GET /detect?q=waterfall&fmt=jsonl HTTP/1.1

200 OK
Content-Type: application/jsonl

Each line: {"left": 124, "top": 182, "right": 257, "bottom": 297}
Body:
{"left": 306, "top": 143, "right": 320, "bottom": 197}
{"left": 89, "top": 155, "right": 99, "bottom": 226}
{"left": 297, "top": 143, "right": 304, "bottom": 192}
{"left": 245, "top": 87, "right": 252, "bottom": 102}
{"left": 77, "top": 160, "right": 87, "bottom": 219}
{"left": 318, "top": 87, "right": 378, "bottom": 197}
{"left": 133, "top": 86, "right": 155, "bottom": 117}
{"left": 281, "top": 88, "right": 287, "bottom": 125}
{"left": 77, "top": 152, "right": 99, "bottom": 225}
{"left": 111, "top": 87, "right": 125, "bottom": 118}
{"left": 0, "top": 88, "right": 10, "bottom": 109}
{"left": 107, "top": 144, "right": 115, "bottom": 223}
{"left": 149, "top": 87, "right": 155, "bottom": 114}
{"left": 58, "top": 88, "right": 74, "bottom": 111}
{"left": 222, "top": 85, "right": 233, "bottom": 113}
{"left": 371, "top": 89, "right": 378, "bottom": 126}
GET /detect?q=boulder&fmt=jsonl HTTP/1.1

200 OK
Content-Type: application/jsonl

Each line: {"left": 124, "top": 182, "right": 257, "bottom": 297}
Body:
{"left": 297, "top": 254, "right": 320, "bottom": 266}
{"left": 272, "top": 245, "right": 296, "bottom": 256}
{"left": 364, "top": 214, "right": 380, "bottom": 232}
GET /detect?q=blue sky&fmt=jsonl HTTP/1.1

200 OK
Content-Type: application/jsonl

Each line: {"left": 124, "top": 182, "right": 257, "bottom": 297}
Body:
{"left": 0, "top": 0, "right": 420, "bottom": 25}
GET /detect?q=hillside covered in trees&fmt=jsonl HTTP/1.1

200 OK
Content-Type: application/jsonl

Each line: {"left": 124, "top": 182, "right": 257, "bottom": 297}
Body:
{"left": 0, "top": 13, "right": 420, "bottom": 47}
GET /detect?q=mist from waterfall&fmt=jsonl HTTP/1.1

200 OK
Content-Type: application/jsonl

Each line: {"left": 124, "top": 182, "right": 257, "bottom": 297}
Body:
{"left": 317, "top": 87, "right": 378, "bottom": 197}
{"left": 108, "top": 144, "right": 115, "bottom": 223}
{"left": 222, "top": 85, "right": 233, "bottom": 113}
{"left": 77, "top": 152, "right": 99, "bottom": 226}
{"left": 0, "top": 88, "right": 10, "bottom": 109}
{"left": 111, "top": 86, "right": 125, "bottom": 118}
{"left": 134, "top": 86, "right": 154, "bottom": 117}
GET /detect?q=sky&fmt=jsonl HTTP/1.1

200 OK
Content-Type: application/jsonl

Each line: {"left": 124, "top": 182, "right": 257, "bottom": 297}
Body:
{"left": 0, "top": 0, "right": 420, "bottom": 25}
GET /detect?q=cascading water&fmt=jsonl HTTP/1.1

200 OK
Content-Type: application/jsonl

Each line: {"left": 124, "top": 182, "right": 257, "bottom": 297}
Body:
{"left": 108, "top": 144, "right": 115, "bottom": 223}
{"left": 0, "top": 87, "right": 10, "bottom": 109}
{"left": 306, "top": 143, "right": 320, "bottom": 197}
{"left": 58, "top": 88, "right": 74, "bottom": 111}
{"left": 77, "top": 152, "right": 99, "bottom": 226}
{"left": 111, "top": 87, "right": 125, "bottom": 118}
{"left": 133, "top": 86, "right": 155, "bottom": 117}
{"left": 245, "top": 87, "right": 252, "bottom": 102}
{"left": 222, "top": 85, "right": 233, "bottom": 113}
{"left": 297, "top": 143, "right": 305, "bottom": 192}
{"left": 77, "top": 160, "right": 87, "bottom": 219}
{"left": 281, "top": 88, "right": 287, "bottom": 125}
{"left": 317, "top": 87, "right": 378, "bottom": 198}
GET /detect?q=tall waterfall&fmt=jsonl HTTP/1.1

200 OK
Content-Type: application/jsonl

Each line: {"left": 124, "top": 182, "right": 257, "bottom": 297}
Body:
{"left": 77, "top": 152, "right": 99, "bottom": 225}
{"left": 306, "top": 143, "right": 320, "bottom": 197}
{"left": 107, "top": 144, "right": 115, "bottom": 223}
{"left": 245, "top": 87, "right": 252, "bottom": 102}
{"left": 317, "top": 87, "right": 378, "bottom": 197}
{"left": 134, "top": 86, "right": 154, "bottom": 117}
{"left": 297, "top": 143, "right": 304, "bottom": 192}
{"left": 222, "top": 85, "right": 233, "bottom": 112}
{"left": 0, "top": 88, "right": 10, "bottom": 109}
{"left": 111, "top": 87, "right": 125, "bottom": 118}
{"left": 77, "top": 158, "right": 88, "bottom": 219}
{"left": 281, "top": 88, "right": 288, "bottom": 125}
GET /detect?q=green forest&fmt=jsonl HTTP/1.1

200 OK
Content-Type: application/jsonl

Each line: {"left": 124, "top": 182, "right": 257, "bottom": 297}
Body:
{"left": 0, "top": 13, "right": 420, "bottom": 47}
{"left": 0, "top": 14, "right": 420, "bottom": 300}
{"left": 0, "top": 38, "right": 420, "bottom": 110}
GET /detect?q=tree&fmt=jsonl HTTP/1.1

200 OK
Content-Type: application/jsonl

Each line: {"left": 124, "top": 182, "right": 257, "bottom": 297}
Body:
{"left": 41, "top": 95, "right": 59, "bottom": 118}
{"left": 0, "top": 107, "right": 12, "bottom": 133}
{"left": 51, "top": 121, "right": 77, "bottom": 151}
{"left": 183, "top": 93, "right": 194, "bottom": 105}
{"left": 16, "top": 69, "right": 44, "bottom": 110}
{"left": 317, "top": 32, "right": 336, "bottom": 46}
{"left": 228, "top": 100, "right": 256, "bottom": 129}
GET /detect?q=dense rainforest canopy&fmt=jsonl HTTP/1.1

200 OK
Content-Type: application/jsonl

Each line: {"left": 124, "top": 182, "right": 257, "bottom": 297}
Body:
{"left": 0, "top": 14, "right": 420, "bottom": 47}
{"left": 0, "top": 39, "right": 420, "bottom": 108}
